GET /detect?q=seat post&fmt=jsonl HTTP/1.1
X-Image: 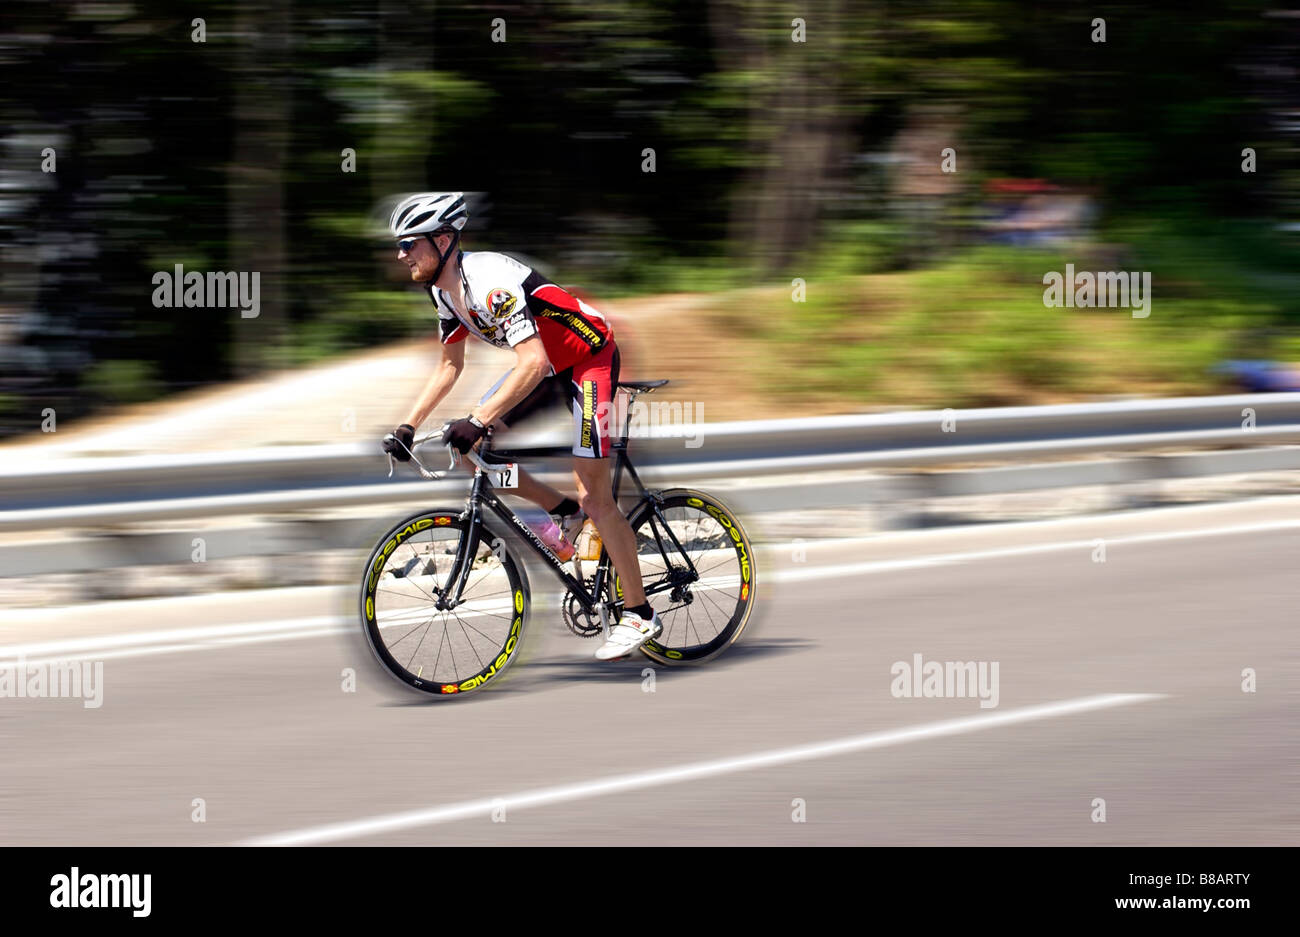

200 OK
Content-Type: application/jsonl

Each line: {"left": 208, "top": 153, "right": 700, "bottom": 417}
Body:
{"left": 618, "top": 388, "right": 642, "bottom": 447}
{"left": 613, "top": 380, "right": 667, "bottom": 448}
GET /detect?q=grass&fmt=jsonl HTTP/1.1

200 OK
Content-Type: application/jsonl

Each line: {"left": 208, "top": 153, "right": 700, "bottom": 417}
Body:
{"left": 266, "top": 220, "right": 1300, "bottom": 412}
{"left": 689, "top": 233, "right": 1300, "bottom": 411}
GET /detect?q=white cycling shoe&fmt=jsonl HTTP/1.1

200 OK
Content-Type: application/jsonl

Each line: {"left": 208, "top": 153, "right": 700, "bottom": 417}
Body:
{"left": 594, "top": 608, "right": 663, "bottom": 660}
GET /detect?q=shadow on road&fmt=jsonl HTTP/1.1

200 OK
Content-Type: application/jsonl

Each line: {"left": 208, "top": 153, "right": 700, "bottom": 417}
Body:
{"left": 494, "top": 637, "right": 815, "bottom": 693}
{"left": 366, "top": 638, "right": 813, "bottom": 705}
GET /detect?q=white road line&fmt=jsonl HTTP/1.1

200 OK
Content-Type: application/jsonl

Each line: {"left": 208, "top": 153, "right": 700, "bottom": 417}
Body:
{"left": 2, "top": 515, "right": 1296, "bottom": 663}
{"left": 7, "top": 628, "right": 345, "bottom": 669}
{"left": 242, "top": 692, "right": 1165, "bottom": 845}
{"left": 776, "top": 516, "right": 1300, "bottom": 584}
{"left": 0, "top": 617, "right": 342, "bottom": 659}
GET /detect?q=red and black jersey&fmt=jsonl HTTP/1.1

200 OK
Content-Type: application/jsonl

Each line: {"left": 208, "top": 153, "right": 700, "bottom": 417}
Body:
{"left": 430, "top": 251, "right": 614, "bottom": 372}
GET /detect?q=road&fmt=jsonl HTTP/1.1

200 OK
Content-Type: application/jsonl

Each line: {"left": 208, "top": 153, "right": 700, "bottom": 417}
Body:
{"left": 1, "top": 496, "right": 1296, "bottom": 845}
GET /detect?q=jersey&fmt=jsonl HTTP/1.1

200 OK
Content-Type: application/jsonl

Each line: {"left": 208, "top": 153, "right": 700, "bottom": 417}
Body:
{"left": 430, "top": 251, "right": 614, "bottom": 373}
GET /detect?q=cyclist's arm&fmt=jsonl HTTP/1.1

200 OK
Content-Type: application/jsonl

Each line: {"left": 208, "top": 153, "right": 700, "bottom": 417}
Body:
{"left": 472, "top": 335, "right": 549, "bottom": 426}
{"left": 402, "top": 337, "right": 466, "bottom": 429}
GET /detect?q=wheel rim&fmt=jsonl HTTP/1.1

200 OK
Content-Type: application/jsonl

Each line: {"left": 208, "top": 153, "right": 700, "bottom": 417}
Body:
{"left": 363, "top": 515, "right": 524, "bottom": 693}
{"left": 630, "top": 497, "right": 753, "bottom": 661}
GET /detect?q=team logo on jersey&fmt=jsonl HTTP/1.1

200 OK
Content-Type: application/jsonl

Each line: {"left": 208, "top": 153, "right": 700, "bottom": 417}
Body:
{"left": 468, "top": 308, "right": 498, "bottom": 338}
{"left": 486, "top": 288, "right": 517, "bottom": 318}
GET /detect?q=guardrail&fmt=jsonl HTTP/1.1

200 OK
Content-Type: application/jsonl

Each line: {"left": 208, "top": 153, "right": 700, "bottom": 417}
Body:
{"left": 3, "top": 393, "right": 1299, "bottom": 538}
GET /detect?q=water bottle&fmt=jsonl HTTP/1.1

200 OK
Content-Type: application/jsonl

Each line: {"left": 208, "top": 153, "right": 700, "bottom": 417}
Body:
{"left": 575, "top": 518, "right": 603, "bottom": 561}
{"left": 520, "top": 508, "right": 574, "bottom": 561}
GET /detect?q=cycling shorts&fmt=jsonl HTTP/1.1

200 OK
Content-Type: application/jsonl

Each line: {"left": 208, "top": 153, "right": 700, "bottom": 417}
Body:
{"left": 479, "top": 340, "right": 622, "bottom": 458}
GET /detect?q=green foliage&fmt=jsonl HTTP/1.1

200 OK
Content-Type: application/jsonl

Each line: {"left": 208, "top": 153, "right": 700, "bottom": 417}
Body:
{"left": 84, "top": 360, "right": 161, "bottom": 405}
{"left": 3, "top": 0, "right": 1298, "bottom": 433}
{"left": 290, "top": 291, "right": 432, "bottom": 365}
{"left": 714, "top": 236, "right": 1298, "bottom": 409}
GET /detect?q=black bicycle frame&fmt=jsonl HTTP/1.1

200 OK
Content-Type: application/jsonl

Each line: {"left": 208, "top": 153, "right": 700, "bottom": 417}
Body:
{"left": 436, "top": 398, "right": 702, "bottom": 615}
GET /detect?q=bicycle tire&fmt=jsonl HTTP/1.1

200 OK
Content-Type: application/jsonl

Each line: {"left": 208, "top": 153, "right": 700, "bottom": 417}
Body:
{"left": 622, "top": 488, "right": 757, "bottom": 665}
{"left": 360, "top": 508, "right": 529, "bottom": 696}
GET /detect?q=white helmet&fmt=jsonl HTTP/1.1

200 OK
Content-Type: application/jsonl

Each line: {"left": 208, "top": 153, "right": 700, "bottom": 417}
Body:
{"left": 389, "top": 192, "right": 469, "bottom": 238}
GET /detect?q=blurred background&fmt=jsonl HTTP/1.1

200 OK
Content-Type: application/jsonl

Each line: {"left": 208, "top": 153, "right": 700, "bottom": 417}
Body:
{"left": 3, "top": 0, "right": 1300, "bottom": 439}
{"left": 2, "top": 2, "right": 1299, "bottom": 851}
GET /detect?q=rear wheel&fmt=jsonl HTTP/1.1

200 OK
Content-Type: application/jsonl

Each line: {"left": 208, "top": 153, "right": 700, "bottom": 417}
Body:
{"left": 360, "top": 509, "right": 529, "bottom": 696}
{"left": 622, "top": 489, "right": 756, "bottom": 665}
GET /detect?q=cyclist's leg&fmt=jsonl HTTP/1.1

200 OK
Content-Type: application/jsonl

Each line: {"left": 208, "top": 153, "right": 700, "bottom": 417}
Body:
{"left": 572, "top": 456, "right": 646, "bottom": 606}
{"left": 516, "top": 467, "right": 568, "bottom": 510}
{"left": 567, "top": 344, "right": 647, "bottom": 606}
{"left": 479, "top": 366, "right": 575, "bottom": 512}
{"left": 451, "top": 453, "right": 565, "bottom": 511}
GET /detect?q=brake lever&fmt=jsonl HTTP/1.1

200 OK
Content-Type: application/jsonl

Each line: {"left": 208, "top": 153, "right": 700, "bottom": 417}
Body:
{"left": 382, "top": 434, "right": 398, "bottom": 478}
{"left": 382, "top": 432, "right": 460, "bottom": 480}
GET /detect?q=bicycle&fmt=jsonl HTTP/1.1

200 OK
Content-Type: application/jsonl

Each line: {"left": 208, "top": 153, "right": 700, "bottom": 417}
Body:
{"left": 360, "top": 379, "right": 757, "bottom": 697}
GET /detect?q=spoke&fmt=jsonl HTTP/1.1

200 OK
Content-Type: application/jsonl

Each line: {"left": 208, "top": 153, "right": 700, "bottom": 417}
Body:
{"left": 702, "top": 587, "right": 743, "bottom": 603}
{"left": 455, "top": 583, "right": 516, "bottom": 614}
{"left": 685, "top": 603, "right": 704, "bottom": 648}
{"left": 382, "top": 568, "right": 442, "bottom": 606}
{"left": 450, "top": 606, "right": 515, "bottom": 625}
{"left": 696, "top": 588, "right": 734, "bottom": 635}
{"left": 460, "top": 581, "right": 514, "bottom": 603}
{"left": 445, "top": 626, "right": 459, "bottom": 681}
{"left": 664, "top": 605, "right": 682, "bottom": 644}
{"left": 700, "top": 585, "right": 740, "bottom": 602}
{"left": 404, "top": 613, "right": 442, "bottom": 671}
{"left": 451, "top": 609, "right": 486, "bottom": 670}
{"left": 430, "top": 622, "right": 447, "bottom": 680}
{"left": 376, "top": 582, "right": 443, "bottom": 605}
{"left": 387, "top": 540, "right": 448, "bottom": 605}
{"left": 387, "top": 614, "right": 438, "bottom": 649}
{"left": 693, "top": 554, "right": 740, "bottom": 577}
{"left": 450, "top": 607, "right": 508, "bottom": 646}
{"left": 461, "top": 556, "right": 508, "bottom": 599}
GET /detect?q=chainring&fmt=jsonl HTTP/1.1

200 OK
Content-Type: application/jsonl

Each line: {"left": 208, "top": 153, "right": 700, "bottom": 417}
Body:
{"left": 560, "top": 588, "right": 604, "bottom": 638}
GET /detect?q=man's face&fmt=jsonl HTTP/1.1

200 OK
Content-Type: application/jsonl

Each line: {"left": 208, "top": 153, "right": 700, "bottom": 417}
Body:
{"left": 396, "top": 234, "right": 452, "bottom": 282}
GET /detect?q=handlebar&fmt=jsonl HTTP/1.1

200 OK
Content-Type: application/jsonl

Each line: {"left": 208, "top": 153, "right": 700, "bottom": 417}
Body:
{"left": 382, "top": 425, "right": 500, "bottom": 480}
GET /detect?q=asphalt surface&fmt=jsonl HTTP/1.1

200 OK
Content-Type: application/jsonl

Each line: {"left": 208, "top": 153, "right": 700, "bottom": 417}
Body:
{"left": 1, "top": 497, "right": 1296, "bottom": 845}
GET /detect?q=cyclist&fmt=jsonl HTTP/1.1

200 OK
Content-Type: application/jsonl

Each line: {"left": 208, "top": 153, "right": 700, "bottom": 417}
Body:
{"left": 380, "top": 192, "right": 662, "bottom": 660}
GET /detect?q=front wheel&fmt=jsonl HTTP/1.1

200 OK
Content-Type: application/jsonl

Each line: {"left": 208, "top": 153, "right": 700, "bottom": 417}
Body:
{"left": 623, "top": 489, "right": 757, "bottom": 665}
{"left": 360, "top": 509, "right": 529, "bottom": 696}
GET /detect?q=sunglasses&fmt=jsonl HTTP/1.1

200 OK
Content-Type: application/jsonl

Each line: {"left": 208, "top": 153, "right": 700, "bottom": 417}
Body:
{"left": 396, "top": 237, "right": 422, "bottom": 253}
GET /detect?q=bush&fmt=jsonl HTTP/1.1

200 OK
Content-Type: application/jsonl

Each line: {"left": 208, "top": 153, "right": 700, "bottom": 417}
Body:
{"left": 84, "top": 360, "right": 161, "bottom": 405}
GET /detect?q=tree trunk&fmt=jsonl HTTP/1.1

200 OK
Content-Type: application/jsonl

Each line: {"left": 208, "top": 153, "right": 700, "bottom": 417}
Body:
{"left": 229, "top": 0, "right": 291, "bottom": 377}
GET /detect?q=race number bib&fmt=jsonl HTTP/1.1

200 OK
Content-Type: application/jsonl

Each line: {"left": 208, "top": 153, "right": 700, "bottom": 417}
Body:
{"left": 494, "top": 463, "right": 519, "bottom": 488}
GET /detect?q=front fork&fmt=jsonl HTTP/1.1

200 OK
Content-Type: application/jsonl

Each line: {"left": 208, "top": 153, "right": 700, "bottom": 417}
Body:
{"left": 436, "top": 469, "right": 487, "bottom": 611}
